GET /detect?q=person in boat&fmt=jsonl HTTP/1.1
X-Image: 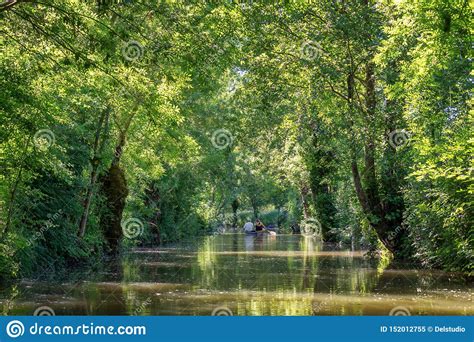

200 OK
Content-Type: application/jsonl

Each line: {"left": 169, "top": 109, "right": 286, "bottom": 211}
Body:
{"left": 243, "top": 221, "right": 254, "bottom": 233}
{"left": 255, "top": 219, "right": 266, "bottom": 232}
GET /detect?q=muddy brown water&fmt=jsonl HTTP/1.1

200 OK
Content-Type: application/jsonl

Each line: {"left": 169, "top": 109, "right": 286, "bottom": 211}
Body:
{"left": 1, "top": 234, "right": 472, "bottom": 315}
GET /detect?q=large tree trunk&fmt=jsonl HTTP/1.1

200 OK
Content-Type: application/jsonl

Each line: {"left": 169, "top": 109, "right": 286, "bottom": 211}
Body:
{"left": 98, "top": 101, "right": 139, "bottom": 253}
{"left": 100, "top": 163, "right": 128, "bottom": 253}
{"left": 348, "top": 57, "right": 409, "bottom": 255}
{"left": 351, "top": 158, "right": 393, "bottom": 250}
{"left": 100, "top": 132, "right": 128, "bottom": 254}
{"left": 347, "top": 65, "right": 400, "bottom": 254}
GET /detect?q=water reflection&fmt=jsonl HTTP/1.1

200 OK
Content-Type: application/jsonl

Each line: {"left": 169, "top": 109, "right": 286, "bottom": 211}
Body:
{"left": 0, "top": 234, "right": 472, "bottom": 315}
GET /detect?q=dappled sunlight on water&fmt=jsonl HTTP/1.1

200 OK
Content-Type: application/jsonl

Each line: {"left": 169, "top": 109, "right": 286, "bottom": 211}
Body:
{"left": 0, "top": 234, "right": 472, "bottom": 315}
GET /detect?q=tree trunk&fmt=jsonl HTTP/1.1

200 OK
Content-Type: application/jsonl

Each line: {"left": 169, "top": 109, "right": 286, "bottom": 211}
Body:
{"left": 100, "top": 131, "right": 129, "bottom": 254}
{"left": 0, "top": 0, "right": 21, "bottom": 12}
{"left": 98, "top": 100, "right": 140, "bottom": 253}
{"left": 300, "top": 186, "right": 310, "bottom": 220}
{"left": 100, "top": 163, "right": 128, "bottom": 253}
{"left": 347, "top": 65, "right": 398, "bottom": 253}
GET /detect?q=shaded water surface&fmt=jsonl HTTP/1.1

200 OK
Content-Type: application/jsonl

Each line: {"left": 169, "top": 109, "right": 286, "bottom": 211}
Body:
{"left": 1, "top": 234, "right": 472, "bottom": 315}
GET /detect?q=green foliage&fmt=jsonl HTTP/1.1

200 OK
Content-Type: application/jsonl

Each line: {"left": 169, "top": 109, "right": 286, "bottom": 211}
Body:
{"left": 0, "top": 0, "right": 471, "bottom": 279}
{"left": 377, "top": 0, "right": 473, "bottom": 272}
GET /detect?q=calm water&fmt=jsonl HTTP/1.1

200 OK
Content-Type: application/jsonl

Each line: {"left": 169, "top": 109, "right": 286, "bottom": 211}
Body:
{"left": 1, "top": 234, "right": 472, "bottom": 315}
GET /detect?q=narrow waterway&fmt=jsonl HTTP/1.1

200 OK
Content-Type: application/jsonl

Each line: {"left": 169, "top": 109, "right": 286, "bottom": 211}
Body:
{"left": 1, "top": 234, "right": 472, "bottom": 315}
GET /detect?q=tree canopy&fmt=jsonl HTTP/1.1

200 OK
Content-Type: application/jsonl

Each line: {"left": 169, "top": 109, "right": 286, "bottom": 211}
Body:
{"left": 0, "top": 0, "right": 472, "bottom": 278}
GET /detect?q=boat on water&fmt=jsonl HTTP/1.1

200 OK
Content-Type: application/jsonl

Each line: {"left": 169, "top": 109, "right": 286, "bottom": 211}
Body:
{"left": 245, "top": 227, "right": 278, "bottom": 235}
